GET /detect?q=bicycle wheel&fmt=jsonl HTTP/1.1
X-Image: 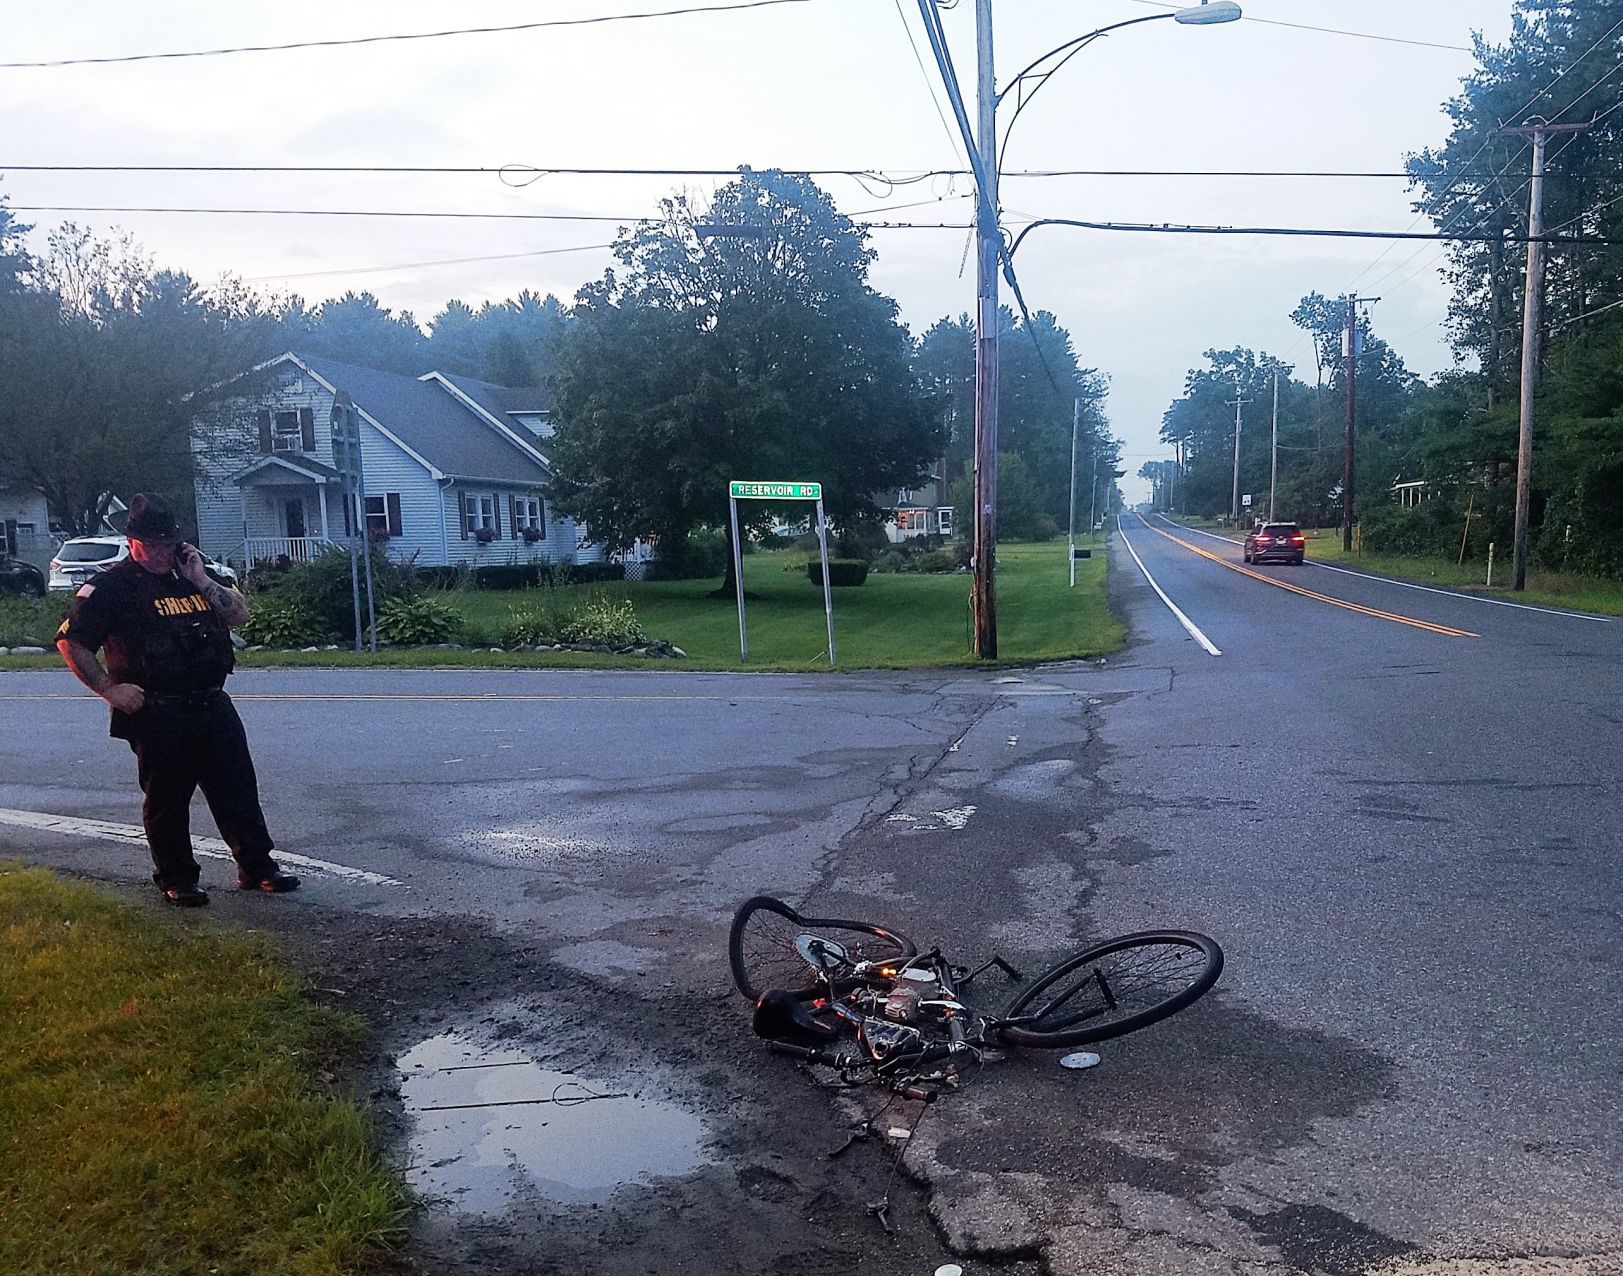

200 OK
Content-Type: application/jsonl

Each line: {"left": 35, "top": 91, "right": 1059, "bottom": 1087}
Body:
{"left": 997, "top": 930, "right": 1223, "bottom": 1048}
{"left": 728, "top": 895, "right": 917, "bottom": 1002}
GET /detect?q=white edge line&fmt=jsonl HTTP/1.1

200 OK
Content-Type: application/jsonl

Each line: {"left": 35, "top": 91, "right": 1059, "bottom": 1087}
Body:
{"left": 1308, "top": 559, "right": 1612, "bottom": 622}
{"left": 0, "top": 808, "right": 403, "bottom": 887}
{"left": 1116, "top": 516, "right": 1222, "bottom": 656}
{"left": 1153, "top": 514, "right": 1611, "bottom": 623}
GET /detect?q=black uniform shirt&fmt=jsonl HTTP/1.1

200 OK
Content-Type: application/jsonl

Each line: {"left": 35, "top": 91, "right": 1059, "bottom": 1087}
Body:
{"left": 59, "top": 560, "right": 236, "bottom": 736}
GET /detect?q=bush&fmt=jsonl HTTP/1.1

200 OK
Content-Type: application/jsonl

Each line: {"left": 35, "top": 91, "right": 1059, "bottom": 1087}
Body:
{"left": 834, "top": 519, "right": 890, "bottom": 562}
{"left": 870, "top": 550, "right": 915, "bottom": 574}
{"left": 473, "top": 563, "right": 540, "bottom": 591}
{"left": 251, "top": 548, "right": 417, "bottom": 640}
{"left": 558, "top": 593, "right": 646, "bottom": 646}
{"left": 914, "top": 549, "right": 959, "bottom": 574}
{"left": 0, "top": 594, "right": 68, "bottom": 647}
{"left": 660, "top": 528, "right": 729, "bottom": 581}
{"left": 239, "top": 595, "right": 324, "bottom": 648}
{"left": 808, "top": 558, "right": 869, "bottom": 587}
{"left": 375, "top": 595, "right": 463, "bottom": 645}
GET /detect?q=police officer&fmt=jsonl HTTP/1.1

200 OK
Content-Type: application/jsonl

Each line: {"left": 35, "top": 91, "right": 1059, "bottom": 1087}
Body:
{"left": 56, "top": 494, "right": 299, "bottom": 906}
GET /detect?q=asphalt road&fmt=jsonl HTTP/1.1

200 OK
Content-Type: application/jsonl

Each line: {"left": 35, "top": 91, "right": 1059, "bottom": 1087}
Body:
{"left": 1, "top": 524, "right": 1618, "bottom": 1275}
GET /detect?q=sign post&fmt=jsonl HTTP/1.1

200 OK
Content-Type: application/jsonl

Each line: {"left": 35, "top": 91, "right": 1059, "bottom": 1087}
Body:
{"left": 727, "top": 481, "right": 834, "bottom": 666}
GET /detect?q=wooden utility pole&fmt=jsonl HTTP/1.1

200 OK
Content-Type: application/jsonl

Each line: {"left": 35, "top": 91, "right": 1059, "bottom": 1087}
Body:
{"left": 1495, "top": 116, "right": 1591, "bottom": 591}
{"left": 1342, "top": 295, "right": 1379, "bottom": 552}
{"left": 971, "top": 0, "right": 1000, "bottom": 656}
{"left": 1229, "top": 388, "right": 1250, "bottom": 523}
{"left": 1269, "top": 370, "right": 1279, "bottom": 521}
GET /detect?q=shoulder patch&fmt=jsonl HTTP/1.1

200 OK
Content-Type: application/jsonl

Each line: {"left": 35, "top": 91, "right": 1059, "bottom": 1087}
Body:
{"left": 76, "top": 583, "right": 96, "bottom": 598}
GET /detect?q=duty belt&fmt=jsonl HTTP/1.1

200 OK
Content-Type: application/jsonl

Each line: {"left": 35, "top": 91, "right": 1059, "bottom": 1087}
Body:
{"left": 146, "top": 689, "right": 226, "bottom": 710}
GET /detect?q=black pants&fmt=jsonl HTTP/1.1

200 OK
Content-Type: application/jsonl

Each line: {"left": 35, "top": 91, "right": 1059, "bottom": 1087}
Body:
{"left": 126, "top": 693, "right": 277, "bottom": 889}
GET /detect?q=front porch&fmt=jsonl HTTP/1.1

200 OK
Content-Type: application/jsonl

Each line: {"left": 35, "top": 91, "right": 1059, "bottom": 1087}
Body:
{"left": 238, "top": 536, "right": 337, "bottom": 567}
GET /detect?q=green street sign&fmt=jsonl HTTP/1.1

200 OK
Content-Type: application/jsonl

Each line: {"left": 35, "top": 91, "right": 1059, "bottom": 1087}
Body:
{"left": 729, "top": 480, "right": 822, "bottom": 500}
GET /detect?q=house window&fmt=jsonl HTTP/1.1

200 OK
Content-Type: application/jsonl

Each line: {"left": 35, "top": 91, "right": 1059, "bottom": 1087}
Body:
{"left": 937, "top": 508, "right": 953, "bottom": 536}
{"left": 463, "top": 493, "right": 498, "bottom": 538}
{"left": 272, "top": 411, "right": 303, "bottom": 452}
{"left": 344, "top": 492, "right": 402, "bottom": 538}
{"left": 512, "top": 495, "right": 545, "bottom": 537}
{"left": 897, "top": 509, "right": 928, "bottom": 532}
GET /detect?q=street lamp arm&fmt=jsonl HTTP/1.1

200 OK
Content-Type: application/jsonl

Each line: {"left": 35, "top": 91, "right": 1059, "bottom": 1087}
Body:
{"left": 996, "top": 13, "right": 1172, "bottom": 107}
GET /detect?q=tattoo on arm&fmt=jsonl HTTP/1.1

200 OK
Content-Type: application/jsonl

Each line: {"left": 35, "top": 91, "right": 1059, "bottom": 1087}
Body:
{"left": 58, "top": 640, "right": 114, "bottom": 697}
{"left": 205, "top": 582, "right": 251, "bottom": 626}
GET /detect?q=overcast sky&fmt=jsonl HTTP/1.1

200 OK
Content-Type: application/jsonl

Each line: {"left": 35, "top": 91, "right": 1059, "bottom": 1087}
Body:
{"left": 3, "top": 0, "right": 1516, "bottom": 501}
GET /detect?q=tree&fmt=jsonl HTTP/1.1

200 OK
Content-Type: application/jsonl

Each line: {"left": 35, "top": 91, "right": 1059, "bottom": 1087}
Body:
{"left": 550, "top": 169, "right": 939, "bottom": 595}
{"left": 0, "top": 224, "right": 283, "bottom": 534}
{"left": 0, "top": 195, "right": 29, "bottom": 293}
{"left": 299, "top": 291, "right": 426, "bottom": 372}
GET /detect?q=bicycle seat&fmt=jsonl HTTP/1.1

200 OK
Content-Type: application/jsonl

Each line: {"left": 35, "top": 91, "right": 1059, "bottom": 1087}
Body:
{"left": 752, "top": 988, "right": 838, "bottom": 1044}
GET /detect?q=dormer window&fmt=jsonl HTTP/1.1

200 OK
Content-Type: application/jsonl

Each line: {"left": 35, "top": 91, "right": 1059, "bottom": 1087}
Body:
{"left": 256, "top": 406, "right": 314, "bottom": 454}
{"left": 510, "top": 410, "right": 553, "bottom": 440}
{"left": 272, "top": 411, "right": 303, "bottom": 451}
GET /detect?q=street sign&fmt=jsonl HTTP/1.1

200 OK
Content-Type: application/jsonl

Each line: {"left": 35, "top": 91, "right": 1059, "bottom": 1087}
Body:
{"left": 1242, "top": 494, "right": 1253, "bottom": 507}
{"left": 729, "top": 480, "right": 822, "bottom": 500}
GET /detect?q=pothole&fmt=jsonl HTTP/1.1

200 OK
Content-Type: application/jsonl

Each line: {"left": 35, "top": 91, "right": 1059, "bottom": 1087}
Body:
{"left": 399, "top": 1029, "right": 711, "bottom": 1211}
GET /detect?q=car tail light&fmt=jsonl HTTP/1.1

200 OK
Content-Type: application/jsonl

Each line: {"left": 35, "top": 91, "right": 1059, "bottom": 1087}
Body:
{"left": 1290, "top": 535, "right": 1305, "bottom": 544}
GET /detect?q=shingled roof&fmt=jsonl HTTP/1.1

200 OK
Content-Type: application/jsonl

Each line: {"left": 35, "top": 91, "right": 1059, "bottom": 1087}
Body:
{"left": 294, "top": 353, "right": 549, "bottom": 484}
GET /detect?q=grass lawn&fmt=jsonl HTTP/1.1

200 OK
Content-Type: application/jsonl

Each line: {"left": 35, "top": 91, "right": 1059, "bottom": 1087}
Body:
{"left": 2, "top": 540, "right": 1124, "bottom": 671}
{"left": 450, "top": 541, "right": 1122, "bottom": 670}
{"left": 1157, "top": 517, "right": 1623, "bottom": 617}
{"left": 0, "top": 864, "right": 407, "bottom": 1276}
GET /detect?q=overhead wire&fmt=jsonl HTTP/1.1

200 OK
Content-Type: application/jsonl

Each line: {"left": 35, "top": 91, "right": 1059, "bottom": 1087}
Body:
{"left": 891, "top": 0, "right": 970, "bottom": 169}
{"left": 0, "top": 0, "right": 815, "bottom": 69}
{"left": 1119, "top": 0, "right": 1473, "bottom": 52}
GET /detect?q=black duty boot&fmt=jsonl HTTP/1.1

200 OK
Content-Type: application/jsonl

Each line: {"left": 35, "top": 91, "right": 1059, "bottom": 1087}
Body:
{"left": 161, "top": 883, "right": 210, "bottom": 907}
{"left": 237, "top": 870, "right": 300, "bottom": 893}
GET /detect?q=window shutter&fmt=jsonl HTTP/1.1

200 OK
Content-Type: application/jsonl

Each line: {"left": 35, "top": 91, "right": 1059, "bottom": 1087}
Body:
{"left": 386, "top": 493, "right": 402, "bottom": 537}
{"left": 256, "top": 409, "right": 273, "bottom": 453}
{"left": 509, "top": 495, "right": 518, "bottom": 534}
{"left": 536, "top": 497, "right": 546, "bottom": 540}
{"left": 298, "top": 407, "right": 315, "bottom": 451}
{"left": 341, "top": 495, "right": 352, "bottom": 537}
{"left": 493, "top": 494, "right": 502, "bottom": 539}
{"left": 460, "top": 493, "right": 469, "bottom": 540}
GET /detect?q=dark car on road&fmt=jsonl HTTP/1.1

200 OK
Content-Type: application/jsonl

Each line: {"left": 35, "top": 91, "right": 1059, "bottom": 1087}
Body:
{"left": 1, "top": 552, "right": 47, "bottom": 597}
{"left": 1243, "top": 521, "right": 1306, "bottom": 566}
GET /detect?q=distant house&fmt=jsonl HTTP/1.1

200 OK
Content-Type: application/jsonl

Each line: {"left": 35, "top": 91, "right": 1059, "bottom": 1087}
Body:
{"left": 0, "top": 487, "right": 53, "bottom": 569}
{"left": 1392, "top": 479, "right": 1431, "bottom": 508}
{"left": 190, "top": 352, "right": 602, "bottom": 571}
{"left": 880, "top": 462, "right": 954, "bottom": 543}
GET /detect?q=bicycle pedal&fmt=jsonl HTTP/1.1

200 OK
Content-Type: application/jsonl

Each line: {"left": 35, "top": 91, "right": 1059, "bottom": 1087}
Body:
{"left": 866, "top": 1199, "right": 893, "bottom": 1234}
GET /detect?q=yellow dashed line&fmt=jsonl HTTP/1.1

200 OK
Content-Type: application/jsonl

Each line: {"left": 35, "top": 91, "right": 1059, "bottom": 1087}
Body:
{"left": 1142, "top": 521, "right": 1478, "bottom": 639}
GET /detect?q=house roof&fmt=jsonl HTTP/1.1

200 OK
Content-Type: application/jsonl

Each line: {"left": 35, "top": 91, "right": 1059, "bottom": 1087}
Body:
{"left": 434, "top": 371, "right": 553, "bottom": 421}
{"left": 293, "top": 353, "right": 550, "bottom": 485}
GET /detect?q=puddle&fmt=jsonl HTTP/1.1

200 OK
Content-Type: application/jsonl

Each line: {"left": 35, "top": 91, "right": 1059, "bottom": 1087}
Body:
{"left": 399, "top": 1030, "right": 711, "bottom": 1211}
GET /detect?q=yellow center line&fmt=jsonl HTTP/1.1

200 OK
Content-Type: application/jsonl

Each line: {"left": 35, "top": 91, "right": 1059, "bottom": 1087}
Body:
{"left": 1142, "top": 521, "right": 1479, "bottom": 639}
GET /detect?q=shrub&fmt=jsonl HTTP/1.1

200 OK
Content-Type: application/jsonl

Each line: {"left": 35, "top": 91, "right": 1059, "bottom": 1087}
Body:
{"left": 661, "top": 528, "right": 729, "bottom": 580}
{"left": 835, "top": 519, "right": 890, "bottom": 562}
{"left": 500, "top": 582, "right": 574, "bottom": 646}
{"left": 558, "top": 593, "right": 646, "bottom": 646}
{"left": 914, "top": 549, "right": 958, "bottom": 574}
{"left": 239, "top": 595, "right": 324, "bottom": 647}
{"left": 375, "top": 595, "right": 463, "bottom": 645}
{"left": 808, "top": 558, "right": 869, "bottom": 587}
{"left": 870, "top": 550, "right": 915, "bottom": 574}
{"left": 252, "top": 548, "right": 417, "bottom": 640}
{"left": 473, "top": 563, "right": 540, "bottom": 591}
{"left": 0, "top": 595, "right": 68, "bottom": 647}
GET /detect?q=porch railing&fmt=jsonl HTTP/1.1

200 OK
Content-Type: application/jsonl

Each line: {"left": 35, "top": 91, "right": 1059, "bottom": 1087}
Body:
{"left": 238, "top": 537, "right": 336, "bottom": 567}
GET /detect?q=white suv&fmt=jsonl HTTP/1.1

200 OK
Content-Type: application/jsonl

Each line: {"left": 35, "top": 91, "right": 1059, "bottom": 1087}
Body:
{"left": 48, "top": 536, "right": 238, "bottom": 592}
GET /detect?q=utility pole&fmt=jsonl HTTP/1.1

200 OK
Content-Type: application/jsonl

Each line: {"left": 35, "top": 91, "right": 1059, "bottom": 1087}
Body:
{"left": 1088, "top": 450, "right": 1100, "bottom": 538}
{"left": 1269, "top": 369, "right": 1279, "bottom": 521}
{"left": 1068, "top": 397, "right": 1079, "bottom": 587}
{"left": 1495, "top": 116, "right": 1591, "bottom": 590}
{"left": 1342, "top": 295, "right": 1379, "bottom": 552}
{"left": 1228, "top": 387, "right": 1250, "bottom": 523}
{"left": 971, "top": 0, "right": 1000, "bottom": 656}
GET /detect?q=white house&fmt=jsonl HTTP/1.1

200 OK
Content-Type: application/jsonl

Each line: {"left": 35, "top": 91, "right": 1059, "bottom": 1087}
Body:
{"left": 1, "top": 487, "right": 56, "bottom": 570}
{"left": 191, "top": 352, "right": 603, "bottom": 571}
{"left": 880, "top": 463, "right": 954, "bottom": 544}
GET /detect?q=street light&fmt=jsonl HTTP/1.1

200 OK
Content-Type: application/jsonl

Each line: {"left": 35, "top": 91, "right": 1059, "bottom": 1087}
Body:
{"left": 952, "top": 0, "right": 1240, "bottom": 658}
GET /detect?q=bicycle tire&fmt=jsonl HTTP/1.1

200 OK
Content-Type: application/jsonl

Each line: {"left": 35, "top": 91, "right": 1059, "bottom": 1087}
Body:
{"left": 996, "top": 930, "right": 1223, "bottom": 1048}
{"left": 728, "top": 895, "right": 917, "bottom": 1002}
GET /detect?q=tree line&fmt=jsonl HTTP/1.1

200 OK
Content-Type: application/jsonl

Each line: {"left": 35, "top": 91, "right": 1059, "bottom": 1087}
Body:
{"left": 0, "top": 169, "right": 1118, "bottom": 576}
{"left": 1151, "top": 0, "right": 1622, "bottom": 578}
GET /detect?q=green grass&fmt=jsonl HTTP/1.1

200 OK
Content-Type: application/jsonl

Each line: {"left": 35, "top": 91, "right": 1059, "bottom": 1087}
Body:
{"left": 0, "top": 593, "right": 70, "bottom": 648}
{"left": 1, "top": 542, "right": 1124, "bottom": 672}
{"left": 1160, "top": 518, "right": 1623, "bottom": 617}
{"left": 0, "top": 864, "right": 408, "bottom": 1276}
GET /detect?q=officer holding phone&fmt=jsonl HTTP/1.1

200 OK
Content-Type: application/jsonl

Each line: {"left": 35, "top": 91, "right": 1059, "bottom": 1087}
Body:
{"left": 56, "top": 494, "right": 299, "bottom": 906}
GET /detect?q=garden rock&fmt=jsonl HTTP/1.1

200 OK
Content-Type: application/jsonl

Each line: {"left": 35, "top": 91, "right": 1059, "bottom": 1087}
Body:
{"left": 11, "top": 646, "right": 47, "bottom": 655}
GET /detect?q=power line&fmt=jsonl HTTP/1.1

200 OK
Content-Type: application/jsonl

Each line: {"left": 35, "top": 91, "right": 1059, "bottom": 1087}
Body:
{"left": 9, "top": 203, "right": 974, "bottom": 230}
{"left": 0, "top": 0, "right": 813, "bottom": 69}
{"left": 12, "top": 162, "right": 1602, "bottom": 180}
{"left": 891, "top": 0, "right": 968, "bottom": 168}
{"left": 1120, "top": 0, "right": 1473, "bottom": 52}
{"left": 1006, "top": 218, "right": 1622, "bottom": 250}
{"left": 244, "top": 242, "right": 618, "bottom": 283}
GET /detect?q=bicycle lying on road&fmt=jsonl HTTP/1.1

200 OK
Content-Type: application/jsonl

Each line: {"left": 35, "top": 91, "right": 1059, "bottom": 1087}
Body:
{"left": 729, "top": 895, "right": 1224, "bottom": 1098}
